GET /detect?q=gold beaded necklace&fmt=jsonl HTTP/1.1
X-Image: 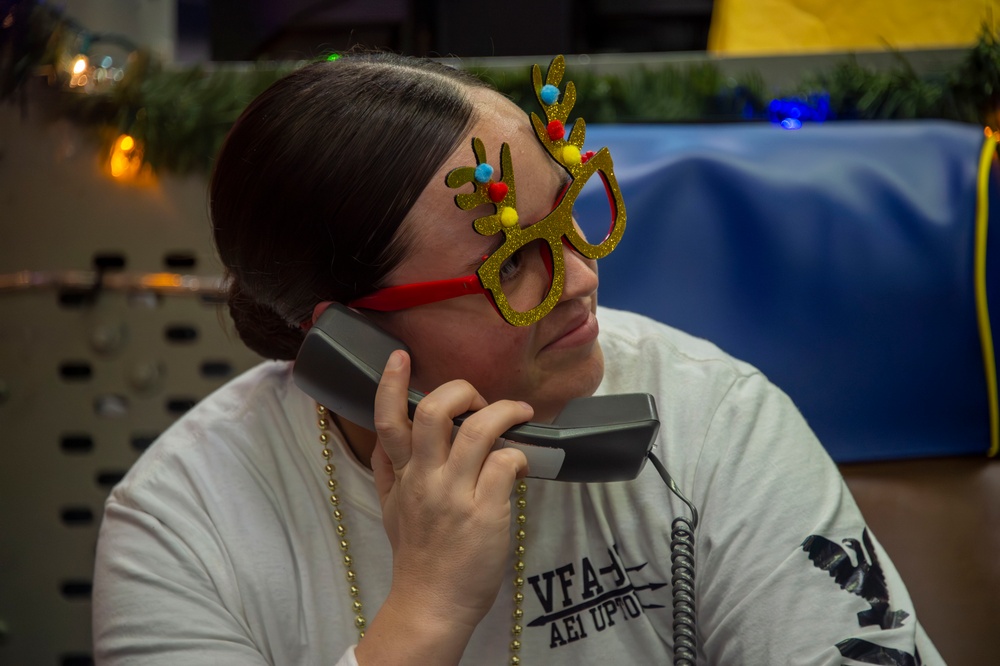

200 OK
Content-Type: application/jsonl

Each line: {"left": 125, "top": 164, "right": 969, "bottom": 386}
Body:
{"left": 316, "top": 404, "right": 367, "bottom": 636}
{"left": 315, "top": 403, "right": 529, "bottom": 665}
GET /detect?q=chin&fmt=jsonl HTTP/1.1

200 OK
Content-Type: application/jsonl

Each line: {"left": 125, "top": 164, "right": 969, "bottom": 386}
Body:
{"left": 577, "top": 342, "right": 605, "bottom": 391}
{"left": 535, "top": 343, "right": 605, "bottom": 421}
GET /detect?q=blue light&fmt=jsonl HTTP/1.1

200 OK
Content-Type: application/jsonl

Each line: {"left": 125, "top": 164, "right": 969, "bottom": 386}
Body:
{"left": 768, "top": 92, "right": 831, "bottom": 128}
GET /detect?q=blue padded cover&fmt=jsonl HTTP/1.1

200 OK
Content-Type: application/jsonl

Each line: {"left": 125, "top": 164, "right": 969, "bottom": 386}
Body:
{"left": 581, "top": 122, "right": 996, "bottom": 462}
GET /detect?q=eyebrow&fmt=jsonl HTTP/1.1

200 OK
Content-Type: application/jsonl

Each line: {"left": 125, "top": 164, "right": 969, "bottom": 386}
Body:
{"left": 467, "top": 235, "right": 503, "bottom": 272}
{"left": 554, "top": 169, "right": 572, "bottom": 205}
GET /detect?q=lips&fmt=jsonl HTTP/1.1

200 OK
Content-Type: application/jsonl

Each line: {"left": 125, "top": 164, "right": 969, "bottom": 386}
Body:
{"left": 541, "top": 306, "right": 599, "bottom": 352}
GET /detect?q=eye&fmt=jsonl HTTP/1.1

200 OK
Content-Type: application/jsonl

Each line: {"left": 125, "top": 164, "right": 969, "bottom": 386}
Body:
{"left": 498, "top": 248, "right": 526, "bottom": 283}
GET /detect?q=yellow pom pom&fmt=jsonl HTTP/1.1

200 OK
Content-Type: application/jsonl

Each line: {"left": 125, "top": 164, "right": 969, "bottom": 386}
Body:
{"left": 561, "top": 145, "right": 582, "bottom": 166}
{"left": 500, "top": 207, "right": 519, "bottom": 227}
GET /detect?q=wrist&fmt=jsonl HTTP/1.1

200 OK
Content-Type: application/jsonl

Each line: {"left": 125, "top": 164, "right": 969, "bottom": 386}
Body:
{"left": 354, "top": 589, "right": 479, "bottom": 666}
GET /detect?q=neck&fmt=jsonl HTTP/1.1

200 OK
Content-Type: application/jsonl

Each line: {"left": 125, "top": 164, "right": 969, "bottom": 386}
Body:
{"left": 334, "top": 414, "right": 379, "bottom": 470}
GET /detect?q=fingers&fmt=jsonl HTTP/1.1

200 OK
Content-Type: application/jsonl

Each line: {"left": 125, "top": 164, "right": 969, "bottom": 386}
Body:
{"left": 373, "top": 350, "right": 415, "bottom": 470}
{"left": 373, "top": 350, "right": 493, "bottom": 473}
{"left": 408, "top": 381, "right": 488, "bottom": 470}
{"left": 447, "top": 400, "right": 533, "bottom": 492}
{"left": 372, "top": 348, "right": 532, "bottom": 495}
{"left": 477, "top": 446, "right": 530, "bottom": 503}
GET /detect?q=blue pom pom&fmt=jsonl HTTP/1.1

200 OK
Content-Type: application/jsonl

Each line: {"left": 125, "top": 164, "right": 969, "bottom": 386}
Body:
{"left": 540, "top": 84, "right": 560, "bottom": 105}
{"left": 474, "top": 163, "right": 494, "bottom": 183}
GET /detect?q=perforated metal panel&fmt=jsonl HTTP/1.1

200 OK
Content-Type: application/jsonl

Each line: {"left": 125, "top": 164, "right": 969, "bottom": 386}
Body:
{"left": 0, "top": 102, "right": 262, "bottom": 666}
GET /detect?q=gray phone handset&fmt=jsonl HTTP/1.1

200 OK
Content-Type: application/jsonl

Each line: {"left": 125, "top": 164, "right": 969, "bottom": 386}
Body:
{"left": 293, "top": 303, "right": 659, "bottom": 482}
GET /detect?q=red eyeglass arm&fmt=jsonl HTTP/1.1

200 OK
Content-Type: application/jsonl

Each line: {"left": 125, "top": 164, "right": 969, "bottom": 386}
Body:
{"left": 349, "top": 274, "right": 489, "bottom": 312}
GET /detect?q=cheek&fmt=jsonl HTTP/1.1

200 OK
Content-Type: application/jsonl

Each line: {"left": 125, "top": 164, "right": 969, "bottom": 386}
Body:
{"left": 387, "top": 312, "right": 536, "bottom": 394}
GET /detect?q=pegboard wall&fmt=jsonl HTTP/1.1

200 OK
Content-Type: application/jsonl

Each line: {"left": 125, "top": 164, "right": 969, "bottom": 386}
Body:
{"left": 0, "top": 104, "right": 263, "bottom": 665}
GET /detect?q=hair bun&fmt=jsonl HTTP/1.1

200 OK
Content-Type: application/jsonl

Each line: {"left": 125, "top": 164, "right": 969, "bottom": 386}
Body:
{"left": 227, "top": 280, "right": 304, "bottom": 360}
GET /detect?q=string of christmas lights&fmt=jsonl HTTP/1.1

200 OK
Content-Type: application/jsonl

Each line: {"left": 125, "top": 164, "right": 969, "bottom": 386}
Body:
{"left": 2, "top": 1, "right": 998, "bottom": 177}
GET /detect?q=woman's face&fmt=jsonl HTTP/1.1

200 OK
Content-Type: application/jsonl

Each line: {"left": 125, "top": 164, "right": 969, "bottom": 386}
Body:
{"left": 370, "top": 87, "right": 605, "bottom": 421}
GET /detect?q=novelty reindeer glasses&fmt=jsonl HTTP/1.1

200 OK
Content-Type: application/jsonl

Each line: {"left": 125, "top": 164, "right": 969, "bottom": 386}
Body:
{"left": 351, "top": 56, "right": 627, "bottom": 326}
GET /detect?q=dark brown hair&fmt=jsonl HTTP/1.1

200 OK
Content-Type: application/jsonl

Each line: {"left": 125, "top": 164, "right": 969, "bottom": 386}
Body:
{"left": 210, "top": 53, "right": 489, "bottom": 359}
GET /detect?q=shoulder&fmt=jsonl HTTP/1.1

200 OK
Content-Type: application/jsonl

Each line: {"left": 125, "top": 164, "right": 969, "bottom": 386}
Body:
{"left": 597, "top": 306, "right": 761, "bottom": 396}
{"left": 107, "top": 360, "right": 311, "bottom": 509}
{"left": 154, "top": 359, "right": 302, "bottom": 451}
{"left": 594, "top": 306, "right": 814, "bottom": 487}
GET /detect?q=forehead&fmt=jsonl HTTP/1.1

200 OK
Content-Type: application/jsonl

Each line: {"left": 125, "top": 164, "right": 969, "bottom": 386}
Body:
{"left": 390, "top": 87, "right": 563, "bottom": 280}
{"left": 457, "top": 87, "right": 563, "bottom": 197}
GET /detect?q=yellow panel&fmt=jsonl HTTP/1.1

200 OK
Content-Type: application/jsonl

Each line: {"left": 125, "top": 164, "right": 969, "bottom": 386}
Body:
{"left": 709, "top": 0, "right": 1000, "bottom": 54}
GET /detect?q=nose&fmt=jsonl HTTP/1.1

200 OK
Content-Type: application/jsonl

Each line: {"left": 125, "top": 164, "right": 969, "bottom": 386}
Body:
{"left": 559, "top": 242, "right": 599, "bottom": 302}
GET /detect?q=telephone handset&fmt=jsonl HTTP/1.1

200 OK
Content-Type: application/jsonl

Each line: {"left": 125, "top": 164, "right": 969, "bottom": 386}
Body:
{"left": 293, "top": 303, "right": 659, "bottom": 482}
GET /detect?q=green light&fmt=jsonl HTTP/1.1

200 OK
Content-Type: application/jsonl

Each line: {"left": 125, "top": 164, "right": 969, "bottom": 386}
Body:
{"left": 327, "top": 53, "right": 341, "bottom": 61}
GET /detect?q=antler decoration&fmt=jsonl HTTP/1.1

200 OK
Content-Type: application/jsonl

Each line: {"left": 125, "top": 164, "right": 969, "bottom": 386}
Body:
{"left": 446, "top": 137, "right": 554, "bottom": 327}
{"left": 445, "top": 137, "right": 519, "bottom": 236}
{"left": 440, "top": 55, "right": 626, "bottom": 327}
{"left": 530, "top": 55, "right": 591, "bottom": 176}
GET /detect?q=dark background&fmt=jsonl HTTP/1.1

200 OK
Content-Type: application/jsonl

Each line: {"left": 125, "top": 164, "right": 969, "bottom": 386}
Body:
{"left": 177, "top": 0, "right": 714, "bottom": 61}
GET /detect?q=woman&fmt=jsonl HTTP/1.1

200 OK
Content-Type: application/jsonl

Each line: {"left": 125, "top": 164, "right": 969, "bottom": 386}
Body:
{"left": 92, "top": 52, "right": 941, "bottom": 665}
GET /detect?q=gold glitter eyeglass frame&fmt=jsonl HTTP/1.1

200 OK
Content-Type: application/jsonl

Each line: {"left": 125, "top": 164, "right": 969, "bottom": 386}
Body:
{"left": 350, "top": 56, "right": 627, "bottom": 327}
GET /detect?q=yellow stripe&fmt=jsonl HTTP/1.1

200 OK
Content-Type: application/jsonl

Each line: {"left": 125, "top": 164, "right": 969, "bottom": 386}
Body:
{"left": 975, "top": 133, "right": 999, "bottom": 456}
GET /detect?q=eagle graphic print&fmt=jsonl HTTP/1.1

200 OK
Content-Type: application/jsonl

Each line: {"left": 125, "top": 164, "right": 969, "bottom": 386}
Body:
{"left": 802, "top": 528, "right": 922, "bottom": 666}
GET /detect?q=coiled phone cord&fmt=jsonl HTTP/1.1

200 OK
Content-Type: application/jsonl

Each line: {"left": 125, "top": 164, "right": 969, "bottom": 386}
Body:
{"left": 648, "top": 452, "right": 699, "bottom": 666}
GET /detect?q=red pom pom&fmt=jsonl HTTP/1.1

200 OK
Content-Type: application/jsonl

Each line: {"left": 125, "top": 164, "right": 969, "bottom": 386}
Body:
{"left": 547, "top": 120, "right": 565, "bottom": 141}
{"left": 581, "top": 150, "right": 595, "bottom": 164}
{"left": 488, "top": 181, "right": 509, "bottom": 203}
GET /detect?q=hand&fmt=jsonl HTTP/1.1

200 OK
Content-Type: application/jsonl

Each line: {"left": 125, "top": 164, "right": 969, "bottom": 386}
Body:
{"left": 359, "top": 350, "right": 530, "bottom": 663}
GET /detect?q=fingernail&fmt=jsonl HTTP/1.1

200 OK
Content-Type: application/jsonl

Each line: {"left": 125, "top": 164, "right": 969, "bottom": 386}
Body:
{"left": 518, "top": 401, "right": 533, "bottom": 411}
{"left": 387, "top": 351, "right": 404, "bottom": 370}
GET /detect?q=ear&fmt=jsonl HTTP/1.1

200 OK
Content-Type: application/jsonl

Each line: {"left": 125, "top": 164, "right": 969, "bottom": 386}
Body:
{"left": 312, "top": 301, "right": 334, "bottom": 324}
{"left": 300, "top": 301, "right": 334, "bottom": 330}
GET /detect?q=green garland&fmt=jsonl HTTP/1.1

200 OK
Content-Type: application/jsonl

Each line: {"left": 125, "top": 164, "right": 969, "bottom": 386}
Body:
{"left": 796, "top": 28, "right": 1000, "bottom": 127}
{"left": 3, "top": 1, "right": 999, "bottom": 175}
{"left": 469, "top": 63, "right": 769, "bottom": 124}
{"left": 109, "top": 58, "right": 297, "bottom": 174}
